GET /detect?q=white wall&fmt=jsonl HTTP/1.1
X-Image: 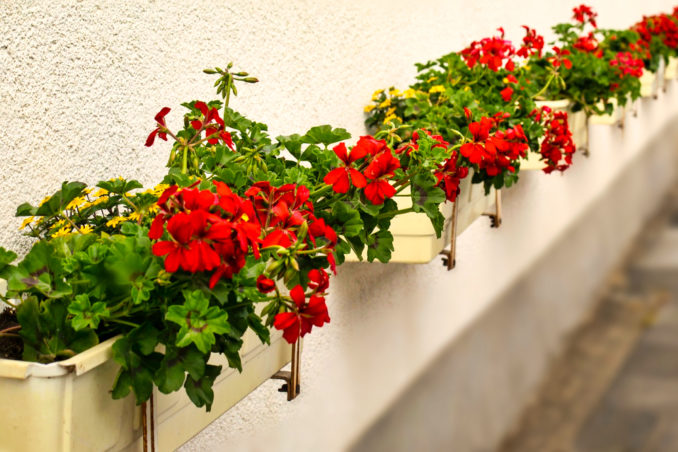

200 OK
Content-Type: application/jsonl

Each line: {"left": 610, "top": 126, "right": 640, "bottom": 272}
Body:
{"left": 2, "top": 1, "right": 677, "bottom": 451}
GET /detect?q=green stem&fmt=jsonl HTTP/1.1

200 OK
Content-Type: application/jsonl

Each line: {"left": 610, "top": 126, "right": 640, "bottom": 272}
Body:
{"left": 107, "top": 318, "right": 140, "bottom": 328}
{"left": 532, "top": 73, "right": 556, "bottom": 100}
{"left": 377, "top": 207, "right": 414, "bottom": 219}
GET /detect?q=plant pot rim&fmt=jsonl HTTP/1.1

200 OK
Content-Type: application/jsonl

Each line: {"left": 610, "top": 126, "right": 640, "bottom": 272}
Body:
{"left": 0, "top": 336, "right": 118, "bottom": 380}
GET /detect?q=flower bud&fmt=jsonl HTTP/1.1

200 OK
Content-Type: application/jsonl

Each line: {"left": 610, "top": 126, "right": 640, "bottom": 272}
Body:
{"left": 243, "top": 77, "right": 259, "bottom": 83}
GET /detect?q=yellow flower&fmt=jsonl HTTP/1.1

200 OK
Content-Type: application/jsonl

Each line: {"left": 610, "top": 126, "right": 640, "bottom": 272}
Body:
{"left": 364, "top": 104, "right": 377, "bottom": 113}
{"left": 378, "top": 98, "right": 392, "bottom": 109}
{"left": 66, "top": 196, "right": 86, "bottom": 210}
{"left": 383, "top": 114, "right": 400, "bottom": 124}
{"left": 371, "top": 89, "right": 384, "bottom": 101}
{"left": 81, "top": 188, "right": 92, "bottom": 195}
{"left": 464, "top": 86, "right": 471, "bottom": 92}
{"left": 153, "top": 184, "right": 170, "bottom": 193}
{"left": 106, "top": 217, "right": 126, "bottom": 227}
{"left": 126, "top": 212, "right": 141, "bottom": 222}
{"left": 50, "top": 219, "right": 67, "bottom": 230}
{"left": 147, "top": 204, "right": 160, "bottom": 213}
{"left": 427, "top": 76, "right": 438, "bottom": 83}
{"left": 241, "top": 213, "right": 250, "bottom": 222}
{"left": 38, "top": 196, "right": 51, "bottom": 207}
{"left": 79, "top": 225, "right": 93, "bottom": 234}
{"left": 93, "top": 188, "right": 109, "bottom": 197}
{"left": 388, "top": 87, "right": 401, "bottom": 96}
{"left": 92, "top": 196, "right": 109, "bottom": 206}
{"left": 385, "top": 107, "right": 396, "bottom": 116}
{"left": 19, "top": 216, "right": 34, "bottom": 230}
{"left": 428, "top": 85, "right": 445, "bottom": 94}
{"left": 52, "top": 227, "right": 72, "bottom": 238}
{"left": 403, "top": 88, "right": 416, "bottom": 99}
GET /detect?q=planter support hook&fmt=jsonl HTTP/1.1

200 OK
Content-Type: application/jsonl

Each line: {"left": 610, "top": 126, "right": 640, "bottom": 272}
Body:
{"left": 482, "top": 189, "right": 502, "bottom": 228}
{"left": 271, "top": 340, "right": 301, "bottom": 401}
{"left": 439, "top": 199, "right": 459, "bottom": 270}
{"left": 141, "top": 392, "right": 156, "bottom": 452}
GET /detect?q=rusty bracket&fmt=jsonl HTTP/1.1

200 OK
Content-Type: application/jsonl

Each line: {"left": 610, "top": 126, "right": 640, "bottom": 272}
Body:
{"left": 271, "top": 340, "right": 301, "bottom": 401}
{"left": 141, "top": 392, "right": 156, "bottom": 452}
{"left": 482, "top": 189, "right": 502, "bottom": 228}
{"left": 439, "top": 199, "right": 459, "bottom": 270}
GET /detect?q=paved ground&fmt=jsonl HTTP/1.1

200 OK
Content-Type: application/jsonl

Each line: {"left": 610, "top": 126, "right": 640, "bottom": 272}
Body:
{"left": 498, "top": 190, "right": 678, "bottom": 452}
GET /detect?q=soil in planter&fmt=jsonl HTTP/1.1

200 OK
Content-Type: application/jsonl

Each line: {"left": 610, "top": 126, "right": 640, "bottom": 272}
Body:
{"left": 0, "top": 308, "right": 23, "bottom": 360}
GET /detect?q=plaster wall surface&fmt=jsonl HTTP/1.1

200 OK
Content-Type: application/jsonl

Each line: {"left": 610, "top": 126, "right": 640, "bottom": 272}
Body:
{"left": 1, "top": 1, "right": 677, "bottom": 451}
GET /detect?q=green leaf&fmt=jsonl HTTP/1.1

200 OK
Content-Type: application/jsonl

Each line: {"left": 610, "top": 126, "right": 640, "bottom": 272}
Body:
{"left": 166, "top": 290, "right": 231, "bottom": 354}
{"left": 184, "top": 364, "right": 221, "bottom": 411}
{"left": 301, "top": 125, "right": 351, "bottom": 146}
{"left": 0, "top": 247, "right": 17, "bottom": 275}
{"left": 366, "top": 230, "right": 394, "bottom": 263}
{"left": 328, "top": 202, "right": 363, "bottom": 238}
{"left": 67, "top": 294, "right": 110, "bottom": 331}
{"left": 247, "top": 312, "right": 270, "bottom": 345}
{"left": 410, "top": 173, "right": 446, "bottom": 237}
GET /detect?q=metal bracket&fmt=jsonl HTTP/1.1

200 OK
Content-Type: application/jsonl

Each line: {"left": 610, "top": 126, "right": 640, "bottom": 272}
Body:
{"left": 482, "top": 189, "right": 502, "bottom": 228}
{"left": 271, "top": 340, "right": 301, "bottom": 401}
{"left": 141, "top": 392, "right": 156, "bottom": 452}
{"left": 439, "top": 199, "right": 459, "bottom": 270}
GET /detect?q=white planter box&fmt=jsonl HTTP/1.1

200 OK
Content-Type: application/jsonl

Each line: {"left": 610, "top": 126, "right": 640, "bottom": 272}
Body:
{"left": 589, "top": 97, "right": 624, "bottom": 126}
{"left": 641, "top": 59, "right": 665, "bottom": 98}
{"left": 523, "top": 99, "right": 588, "bottom": 171}
{"left": 664, "top": 57, "right": 678, "bottom": 81}
{"left": 0, "top": 329, "right": 291, "bottom": 451}
{"left": 344, "top": 174, "right": 495, "bottom": 264}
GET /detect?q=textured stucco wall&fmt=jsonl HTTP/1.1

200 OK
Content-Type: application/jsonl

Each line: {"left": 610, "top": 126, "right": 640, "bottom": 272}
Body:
{"left": 2, "top": 1, "right": 677, "bottom": 451}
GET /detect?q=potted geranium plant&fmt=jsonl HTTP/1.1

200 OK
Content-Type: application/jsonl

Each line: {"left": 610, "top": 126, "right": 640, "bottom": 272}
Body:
{"left": 0, "top": 64, "right": 467, "bottom": 450}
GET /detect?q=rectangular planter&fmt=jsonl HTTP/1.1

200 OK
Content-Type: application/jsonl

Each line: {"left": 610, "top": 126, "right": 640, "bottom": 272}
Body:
{"left": 0, "top": 329, "right": 291, "bottom": 451}
{"left": 589, "top": 97, "right": 624, "bottom": 126}
{"left": 664, "top": 57, "right": 678, "bottom": 81}
{"left": 523, "top": 99, "right": 588, "bottom": 171}
{"left": 343, "top": 173, "right": 495, "bottom": 264}
{"left": 641, "top": 59, "right": 665, "bottom": 98}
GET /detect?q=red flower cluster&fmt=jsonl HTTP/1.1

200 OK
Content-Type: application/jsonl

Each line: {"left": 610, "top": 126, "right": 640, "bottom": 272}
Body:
{"left": 460, "top": 113, "right": 528, "bottom": 177}
{"left": 273, "top": 271, "right": 331, "bottom": 344}
{"left": 245, "top": 181, "right": 338, "bottom": 272}
{"left": 434, "top": 154, "right": 469, "bottom": 202}
{"left": 149, "top": 182, "right": 261, "bottom": 287}
{"left": 633, "top": 14, "right": 678, "bottom": 50}
{"left": 573, "top": 4, "right": 598, "bottom": 28}
{"left": 517, "top": 26, "right": 544, "bottom": 58}
{"left": 460, "top": 28, "right": 516, "bottom": 72}
{"left": 532, "top": 107, "right": 576, "bottom": 174}
{"left": 573, "top": 33, "right": 601, "bottom": 55}
{"left": 324, "top": 136, "right": 401, "bottom": 205}
{"left": 610, "top": 51, "right": 644, "bottom": 79}
{"left": 145, "top": 103, "right": 234, "bottom": 150}
{"left": 149, "top": 179, "right": 338, "bottom": 289}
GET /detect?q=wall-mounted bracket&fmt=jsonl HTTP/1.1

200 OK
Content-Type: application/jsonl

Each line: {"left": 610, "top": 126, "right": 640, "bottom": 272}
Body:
{"left": 439, "top": 199, "right": 459, "bottom": 270}
{"left": 271, "top": 340, "right": 301, "bottom": 401}
{"left": 482, "top": 189, "right": 502, "bottom": 228}
{"left": 141, "top": 392, "right": 156, "bottom": 452}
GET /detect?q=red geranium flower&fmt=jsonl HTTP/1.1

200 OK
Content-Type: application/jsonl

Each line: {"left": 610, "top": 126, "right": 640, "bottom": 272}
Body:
{"left": 323, "top": 142, "right": 367, "bottom": 193}
{"left": 145, "top": 107, "right": 171, "bottom": 147}
{"left": 256, "top": 275, "right": 276, "bottom": 293}
{"left": 273, "top": 285, "right": 330, "bottom": 344}
{"left": 363, "top": 150, "right": 400, "bottom": 204}
{"left": 573, "top": 4, "right": 598, "bottom": 28}
{"left": 500, "top": 86, "right": 513, "bottom": 102}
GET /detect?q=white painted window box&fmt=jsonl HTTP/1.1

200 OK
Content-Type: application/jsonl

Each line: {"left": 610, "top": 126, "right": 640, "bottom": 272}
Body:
{"left": 589, "top": 97, "right": 625, "bottom": 126}
{"left": 664, "top": 57, "right": 678, "bottom": 81}
{"left": 0, "top": 329, "right": 291, "bottom": 451}
{"left": 344, "top": 173, "right": 495, "bottom": 264}
{"left": 641, "top": 59, "right": 665, "bottom": 98}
